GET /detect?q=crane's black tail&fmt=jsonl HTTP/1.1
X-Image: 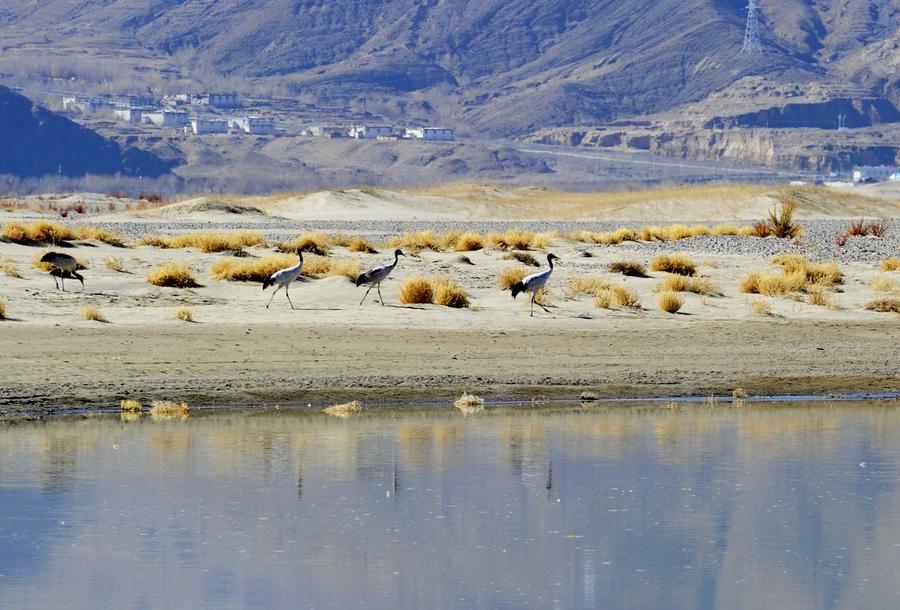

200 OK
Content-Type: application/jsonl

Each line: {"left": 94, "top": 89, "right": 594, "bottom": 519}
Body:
{"left": 511, "top": 282, "right": 525, "bottom": 299}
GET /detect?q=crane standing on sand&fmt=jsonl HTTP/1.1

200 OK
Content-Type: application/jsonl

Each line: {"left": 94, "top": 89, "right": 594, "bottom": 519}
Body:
{"left": 40, "top": 252, "right": 84, "bottom": 291}
{"left": 262, "top": 249, "right": 305, "bottom": 309}
{"left": 356, "top": 249, "right": 406, "bottom": 306}
{"left": 511, "top": 252, "right": 561, "bottom": 316}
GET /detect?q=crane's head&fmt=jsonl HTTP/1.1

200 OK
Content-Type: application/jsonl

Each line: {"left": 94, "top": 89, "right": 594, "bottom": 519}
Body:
{"left": 394, "top": 249, "right": 406, "bottom": 257}
{"left": 548, "top": 252, "right": 561, "bottom": 264}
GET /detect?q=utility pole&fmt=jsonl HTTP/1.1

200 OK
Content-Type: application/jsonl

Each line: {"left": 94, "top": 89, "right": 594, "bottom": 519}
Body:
{"left": 742, "top": 0, "right": 763, "bottom": 54}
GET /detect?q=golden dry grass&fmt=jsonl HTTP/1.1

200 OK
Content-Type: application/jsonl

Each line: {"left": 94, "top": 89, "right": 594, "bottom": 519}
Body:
{"left": 103, "top": 257, "right": 127, "bottom": 272}
{"left": 498, "top": 266, "right": 528, "bottom": 290}
{"left": 140, "top": 230, "right": 265, "bottom": 253}
{"left": 650, "top": 253, "right": 696, "bottom": 276}
{"left": 120, "top": 399, "right": 142, "bottom": 412}
{"left": 174, "top": 307, "right": 194, "bottom": 322}
{"left": 864, "top": 297, "right": 900, "bottom": 313}
{"left": 211, "top": 254, "right": 296, "bottom": 282}
{"left": 1, "top": 258, "right": 22, "bottom": 278}
{"left": 882, "top": 256, "right": 900, "bottom": 272}
{"left": 870, "top": 277, "right": 898, "bottom": 293}
{"left": 80, "top": 305, "right": 107, "bottom": 322}
{"left": 454, "top": 392, "right": 485, "bottom": 414}
{"left": 323, "top": 400, "right": 362, "bottom": 418}
{"left": 757, "top": 271, "right": 807, "bottom": 296}
{"left": 347, "top": 236, "right": 377, "bottom": 253}
{"left": 566, "top": 275, "right": 612, "bottom": 299}
{"left": 804, "top": 262, "right": 844, "bottom": 287}
{"left": 807, "top": 287, "right": 840, "bottom": 309}
{"left": 574, "top": 223, "right": 755, "bottom": 245}
{"left": 502, "top": 251, "right": 539, "bottom": 266}
{"left": 0, "top": 297, "right": 6, "bottom": 319}
{"left": 279, "top": 231, "right": 331, "bottom": 255}
{"left": 655, "top": 275, "right": 718, "bottom": 295}
{"left": 432, "top": 275, "right": 471, "bottom": 308}
{"left": 454, "top": 232, "right": 485, "bottom": 251}
{"left": 593, "top": 289, "right": 613, "bottom": 309}
{"left": 74, "top": 226, "right": 128, "bottom": 247}
{"left": 146, "top": 263, "right": 200, "bottom": 288}
{"left": 658, "top": 290, "right": 684, "bottom": 313}
{"left": 388, "top": 230, "right": 443, "bottom": 252}
{"left": 608, "top": 261, "right": 648, "bottom": 277}
{"left": 749, "top": 298, "right": 772, "bottom": 315}
{"left": 399, "top": 276, "right": 434, "bottom": 304}
{"left": 770, "top": 253, "right": 807, "bottom": 273}
{"left": 612, "top": 286, "right": 641, "bottom": 309}
{"left": 732, "top": 388, "right": 748, "bottom": 399}
{"left": 149, "top": 400, "right": 189, "bottom": 420}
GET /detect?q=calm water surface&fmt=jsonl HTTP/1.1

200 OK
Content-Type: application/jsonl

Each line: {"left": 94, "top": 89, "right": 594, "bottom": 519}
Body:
{"left": 1, "top": 403, "right": 899, "bottom": 609}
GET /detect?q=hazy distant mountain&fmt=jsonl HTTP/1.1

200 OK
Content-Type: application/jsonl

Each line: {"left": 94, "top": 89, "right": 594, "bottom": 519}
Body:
{"left": 0, "top": 86, "right": 171, "bottom": 179}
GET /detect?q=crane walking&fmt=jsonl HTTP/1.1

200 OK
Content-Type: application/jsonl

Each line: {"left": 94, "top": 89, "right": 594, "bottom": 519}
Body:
{"left": 510, "top": 252, "right": 561, "bottom": 316}
{"left": 40, "top": 252, "right": 84, "bottom": 291}
{"left": 262, "top": 249, "right": 305, "bottom": 309}
{"left": 356, "top": 249, "right": 406, "bottom": 305}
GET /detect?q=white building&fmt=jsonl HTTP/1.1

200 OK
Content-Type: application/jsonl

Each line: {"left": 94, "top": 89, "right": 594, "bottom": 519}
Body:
{"left": 852, "top": 166, "right": 900, "bottom": 183}
{"left": 188, "top": 118, "right": 229, "bottom": 135}
{"left": 349, "top": 125, "right": 395, "bottom": 139}
{"left": 62, "top": 96, "right": 110, "bottom": 114}
{"left": 229, "top": 116, "right": 276, "bottom": 135}
{"left": 193, "top": 92, "right": 241, "bottom": 108}
{"left": 405, "top": 127, "right": 456, "bottom": 141}
{"left": 304, "top": 125, "right": 346, "bottom": 138}
{"left": 144, "top": 110, "right": 190, "bottom": 127}
{"left": 113, "top": 106, "right": 143, "bottom": 122}
{"left": 889, "top": 172, "right": 900, "bottom": 182}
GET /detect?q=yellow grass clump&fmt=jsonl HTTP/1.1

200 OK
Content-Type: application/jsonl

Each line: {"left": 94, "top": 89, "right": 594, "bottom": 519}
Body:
{"left": 174, "top": 307, "right": 194, "bottom": 322}
{"left": 567, "top": 275, "right": 612, "bottom": 299}
{"left": 323, "top": 400, "right": 362, "bottom": 418}
{"left": 321, "top": 257, "right": 363, "bottom": 280}
{"left": 146, "top": 263, "right": 200, "bottom": 288}
{"left": 650, "top": 253, "right": 696, "bottom": 276}
{"left": 432, "top": 275, "right": 471, "bottom": 308}
{"left": 608, "top": 261, "right": 648, "bottom": 277}
{"left": 2, "top": 220, "right": 75, "bottom": 244}
{"left": 485, "top": 228, "right": 541, "bottom": 251}
{"left": 657, "top": 290, "right": 684, "bottom": 313}
{"left": 140, "top": 230, "right": 265, "bottom": 253}
{"left": 74, "top": 226, "right": 128, "bottom": 247}
{"left": 498, "top": 266, "right": 528, "bottom": 290}
{"left": 804, "top": 262, "right": 843, "bottom": 287}
{"left": 864, "top": 297, "right": 900, "bottom": 314}
{"left": 870, "top": 277, "right": 898, "bottom": 292}
{"left": 454, "top": 392, "right": 485, "bottom": 414}
{"left": 347, "top": 236, "right": 377, "bottom": 253}
{"left": 279, "top": 231, "right": 331, "bottom": 255}
{"left": 807, "top": 287, "right": 840, "bottom": 309}
{"left": 770, "top": 253, "right": 807, "bottom": 273}
{"left": 0, "top": 297, "right": 6, "bottom": 319}
{"left": 103, "top": 257, "right": 127, "bottom": 272}
{"left": 388, "top": 230, "right": 443, "bottom": 252}
{"left": 655, "top": 275, "right": 718, "bottom": 295}
{"left": 211, "top": 254, "right": 295, "bottom": 282}
{"left": 732, "top": 388, "right": 748, "bottom": 399}
{"left": 1, "top": 258, "right": 22, "bottom": 278}
{"left": 80, "top": 306, "right": 107, "bottom": 322}
{"left": 454, "top": 232, "right": 485, "bottom": 251}
{"left": 502, "top": 251, "right": 539, "bottom": 266}
{"left": 881, "top": 256, "right": 900, "bottom": 272}
{"left": 399, "top": 276, "right": 434, "bottom": 304}
{"left": 120, "top": 399, "right": 143, "bottom": 413}
{"left": 149, "top": 400, "right": 189, "bottom": 421}
{"left": 749, "top": 298, "right": 772, "bottom": 315}
{"left": 593, "top": 289, "right": 613, "bottom": 309}
{"left": 757, "top": 271, "right": 807, "bottom": 296}
{"left": 612, "top": 286, "right": 641, "bottom": 309}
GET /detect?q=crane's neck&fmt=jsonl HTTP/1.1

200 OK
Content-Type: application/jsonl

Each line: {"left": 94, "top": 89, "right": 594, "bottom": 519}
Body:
{"left": 547, "top": 255, "right": 555, "bottom": 271}
{"left": 291, "top": 254, "right": 303, "bottom": 271}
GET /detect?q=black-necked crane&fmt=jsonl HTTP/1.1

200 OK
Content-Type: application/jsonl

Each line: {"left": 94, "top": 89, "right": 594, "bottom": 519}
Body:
{"left": 262, "top": 249, "right": 305, "bottom": 309}
{"left": 40, "top": 252, "right": 84, "bottom": 291}
{"left": 356, "top": 248, "right": 405, "bottom": 305}
{"left": 510, "top": 252, "right": 561, "bottom": 316}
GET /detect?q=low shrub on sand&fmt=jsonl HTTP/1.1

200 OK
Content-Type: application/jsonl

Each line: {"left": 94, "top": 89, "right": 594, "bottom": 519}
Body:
{"left": 74, "top": 226, "right": 128, "bottom": 247}
{"left": 655, "top": 275, "right": 719, "bottom": 295}
{"left": 399, "top": 276, "right": 434, "bottom": 304}
{"left": 566, "top": 275, "right": 612, "bottom": 299}
{"left": 120, "top": 399, "right": 142, "bottom": 413}
{"left": 454, "top": 232, "right": 485, "bottom": 252}
{"left": 174, "top": 307, "right": 194, "bottom": 322}
{"left": 864, "top": 297, "right": 900, "bottom": 314}
{"left": 3, "top": 220, "right": 75, "bottom": 244}
{"left": 807, "top": 287, "right": 840, "bottom": 309}
{"left": 767, "top": 198, "right": 802, "bottom": 238}
{"left": 432, "top": 276, "right": 470, "bottom": 308}
{"left": 882, "top": 256, "right": 900, "bottom": 272}
{"left": 498, "top": 266, "right": 528, "bottom": 290}
{"left": 347, "top": 236, "right": 377, "bottom": 253}
{"left": 454, "top": 392, "right": 484, "bottom": 414}
{"left": 611, "top": 286, "right": 641, "bottom": 309}
{"left": 0, "top": 297, "right": 6, "bottom": 319}
{"left": 593, "top": 289, "right": 613, "bottom": 309}
{"left": 749, "top": 298, "right": 772, "bottom": 315}
{"left": 323, "top": 400, "right": 362, "bottom": 418}
{"left": 149, "top": 400, "right": 189, "bottom": 420}
{"left": 870, "top": 277, "right": 898, "bottom": 293}
{"left": 141, "top": 230, "right": 265, "bottom": 253}
{"left": 650, "top": 254, "right": 696, "bottom": 276}
{"left": 502, "top": 251, "right": 539, "bottom": 266}
{"left": 1, "top": 258, "right": 22, "bottom": 278}
{"left": 211, "top": 254, "right": 296, "bottom": 282}
{"left": 388, "top": 230, "right": 443, "bottom": 252}
{"left": 608, "top": 261, "right": 648, "bottom": 277}
{"left": 278, "top": 231, "right": 330, "bottom": 256}
{"left": 146, "top": 263, "right": 199, "bottom": 288}
{"left": 103, "top": 257, "right": 127, "bottom": 272}
{"left": 80, "top": 305, "right": 107, "bottom": 322}
{"left": 658, "top": 290, "right": 684, "bottom": 313}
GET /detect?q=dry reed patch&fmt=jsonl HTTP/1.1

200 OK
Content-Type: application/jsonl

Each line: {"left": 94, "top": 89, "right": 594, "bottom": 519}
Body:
{"left": 279, "top": 231, "right": 330, "bottom": 255}
{"left": 399, "top": 276, "right": 434, "bottom": 304}
{"left": 593, "top": 289, "right": 613, "bottom": 309}
{"left": 749, "top": 298, "right": 772, "bottom": 315}
{"left": 807, "top": 287, "right": 840, "bottom": 309}
{"left": 388, "top": 230, "right": 443, "bottom": 252}
{"left": 655, "top": 275, "right": 718, "bottom": 295}
{"left": 881, "top": 256, "right": 900, "bottom": 272}
{"left": 2, "top": 220, "right": 76, "bottom": 244}
{"left": 485, "top": 228, "right": 538, "bottom": 251}
{"left": 149, "top": 400, "right": 189, "bottom": 421}
{"left": 566, "top": 275, "right": 612, "bottom": 299}
{"left": 174, "top": 307, "right": 194, "bottom": 322}
{"left": 74, "top": 226, "right": 128, "bottom": 247}
{"left": 80, "top": 306, "right": 107, "bottom": 322}
{"left": 146, "top": 263, "right": 200, "bottom": 288}
{"left": 612, "top": 286, "right": 641, "bottom": 309}
{"left": 650, "top": 254, "right": 696, "bottom": 276}
{"left": 1, "top": 258, "right": 22, "bottom": 278}
{"left": 608, "top": 261, "right": 648, "bottom": 277}
{"left": 323, "top": 400, "right": 362, "bottom": 418}
{"left": 0, "top": 297, "right": 6, "bottom": 319}
{"left": 347, "top": 236, "right": 378, "bottom": 253}
{"left": 141, "top": 231, "right": 265, "bottom": 253}
{"left": 767, "top": 197, "right": 802, "bottom": 238}
{"left": 870, "top": 277, "right": 898, "bottom": 292}
{"left": 454, "top": 392, "right": 485, "bottom": 414}
{"left": 804, "top": 262, "right": 843, "bottom": 287}
{"left": 864, "top": 297, "right": 900, "bottom": 314}
{"left": 454, "top": 232, "right": 484, "bottom": 251}
{"left": 757, "top": 271, "right": 807, "bottom": 296}
{"left": 120, "top": 399, "right": 142, "bottom": 413}
{"left": 103, "top": 257, "right": 127, "bottom": 272}
{"left": 211, "top": 254, "right": 296, "bottom": 282}
{"left": 657, "top": 290, "right": 684, "bottom": 313}
{"left": 732, "top": 388, "right": 748, "bottom": 400}
{"left": 498, "top": 266, "right": 528, "bottom": 290}
{"left": 502, "top": 251, "right": 539, "bottom": 266}
{"left": 433, "top": 276, "right": 471, "bottom": 308}
{"left": 770, "top": 253, "right": 807, "bottom": 274}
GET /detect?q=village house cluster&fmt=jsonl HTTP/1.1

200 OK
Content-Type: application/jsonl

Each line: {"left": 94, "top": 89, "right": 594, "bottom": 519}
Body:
{"left": 851, "top": 165, "right": 900, "bottom": 183}
{"left": 303, "top": 124, "right": 455, "bottom": 141}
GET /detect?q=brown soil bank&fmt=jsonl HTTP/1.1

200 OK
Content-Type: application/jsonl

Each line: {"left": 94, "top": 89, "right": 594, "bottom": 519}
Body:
{"left": 2, "top": 320, "right": 897, "bottom": 417}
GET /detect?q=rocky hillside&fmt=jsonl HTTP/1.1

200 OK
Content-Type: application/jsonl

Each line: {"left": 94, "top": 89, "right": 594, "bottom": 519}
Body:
{"left": 0, "top": 86, "right": 171, "bottom": 179}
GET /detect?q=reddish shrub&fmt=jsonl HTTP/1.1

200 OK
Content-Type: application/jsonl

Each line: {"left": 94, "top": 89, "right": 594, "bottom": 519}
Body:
{"left": 846, "top": 219, "right": 867, "bottom": 237}
{"left": 753, "top": 220, "right": 772, "bottom": 237}
{"left": 866, "top": 219, "right": 888, "bottom": 237}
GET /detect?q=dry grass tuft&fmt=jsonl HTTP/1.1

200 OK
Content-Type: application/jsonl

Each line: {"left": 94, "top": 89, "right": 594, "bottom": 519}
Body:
{"left": 347, "top": 236, "right": 378, "bottom": 253}
{"left": 0, "top": 297, "right": 6, "bottom": 320}
{"left": 593, "top": 289, "right": 613, "bottom": 309}
{"left": 502, "top": 251, "right": 539, "bottom": 266}
{"left": 864, "top": 297, "right": 900, "bottom": 314}
{"left": 323, "top": 400, "right": 362, "bottom": 418}
{"left": 432, "top": 275, "right": 471, "bottom": 308}
{"left": 174, "top": 307, "right": 194, "bottom": 322}
{"left": 804, "top": 262, "right": 843, "bottom": 287}
{"left": 657, "top": 290, "right": 684, "bottom": 313}
{"left": 149, "top": 400, "right": 189, "bottom": 421}
{"left": 881, "top": 256, "right": 900, "bottom": 272}
{"left": 388, "top": 230, "right": 443, "bottom": 252}
{"left": 279, "top": 231, "right": 330, "bottom": 256}
{"left": 454, "top": 232, "right": 485, "bottom": 251}
{"left": 650, "top": 253, "right": 696, "bottom": 276}
{"left": 749, "top": 298, "right": 772, "bottom": 315}
{"left": 211, "top": 254, "right": 295, "bottom": 282}
{"left": 770, "top": 253, "right": 807, "bottom": 273}
{"left": 80, "top": 306, "right": 107, "bottom": 322}
{"left": 870, "top": 277, "right": 898, "bottom": 293}
{"left": 147, "top": 263, "right": 199, "bottom": 288}
{"left": 608, "top": 261, "right": 648, "bottom": 277}
{"left": 456, "top": 255, "right": 475, "bottom": 265}
{"left": 399, "top": 276, "right": 434, "bottom": 304}
{"left": 141, "top": 230, "right": 264, "bottom": 253}
{"left": 485, "top": 228, "right": 540, "bottom": 251}
{"left": 655, "top": 275, "right": 718, "bottom": 295}
{"left": 612, "top": 286, "right": 641, "bottom": 309}
{"left": 103, "top": 257, "right": 127, "bottom": 272}
{"left": 498, "top": 266, "right": 528, "bottom": 290}
{"left": 1, "top": 258, "right": 22, "bottom": 278}
{"left": 732, "top": 388, "right": 748, "bottom": 400}
{"left": 74, "top": 226, "right": 128, "bottom": 247}
{"left": 807, "top": 287, "right": 840, "bottom": 309}
{"left": 767, "top": 197, "right": 802, "bottom": 238}
{"left": 567, "top": 275, "right": 612, "bottom": 299}
{"left": 454, "top": 392, "right": 485, "bottom": 414}
{"left": 120, "top": 399, "right": 143, "bottom": 412}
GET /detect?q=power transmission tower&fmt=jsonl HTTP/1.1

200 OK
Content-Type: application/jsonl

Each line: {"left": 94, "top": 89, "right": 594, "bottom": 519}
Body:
{"left": 742, "top": 0, "right": 762, "bottom": 54}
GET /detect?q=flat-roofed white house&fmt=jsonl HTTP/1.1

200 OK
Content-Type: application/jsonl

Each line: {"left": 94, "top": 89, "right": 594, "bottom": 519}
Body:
{"left": 188, "top": 118, "right": 229, "bottom": 134}
{"left": 113, "top": 106, "right": 143, "bottom": 122}
{"left": 144, "top": 110, "right": 190, "bottom": 127}
{"left": 405, "top": 127, "right": 456, "bottom": 141}
{"left": 349, "top": 125, "right": 395, "bottom": 139}
{"left": 852, "top": 166, "right": 900, "bottom": 183}
{"left": 62, "top": 96, "right": 110, "bottom": 114}
{"left": 229, "top": 116, "right": 276, "bottom": 135}
{"left": 304, "top": 125, "right": 346, "bottom": 138}
{"left": 193, "top": 92, "right": 241, "bottom": 108}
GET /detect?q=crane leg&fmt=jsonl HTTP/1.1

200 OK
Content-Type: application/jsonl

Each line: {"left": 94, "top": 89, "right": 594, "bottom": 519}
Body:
{"left": 377, "top": 283, "right": 384, "bottom": 306}
{"left": 266, "top": 285, "right": 282, "bottom": 309}
{"left": 61, "top": 274, "right": 66, "bottom": 292}
{"left": 359, "top": 284, "right": 373, "bottom": 305}
{"left": 536, "top": 296, "right": 551, "bottom": 314}
{"left": 530, "top": 292, "right": 535, "bottom": 317}
{"left": 52, "top": 274, "right": 60, "bottom": 290}
{"left": 286, "top": 284, "right": 295, "bottom": 309}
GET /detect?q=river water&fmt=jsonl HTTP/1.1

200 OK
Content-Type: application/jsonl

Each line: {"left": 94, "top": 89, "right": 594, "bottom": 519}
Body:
{"left": 1, "top": 402, "right": 898, "bottom": 609}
